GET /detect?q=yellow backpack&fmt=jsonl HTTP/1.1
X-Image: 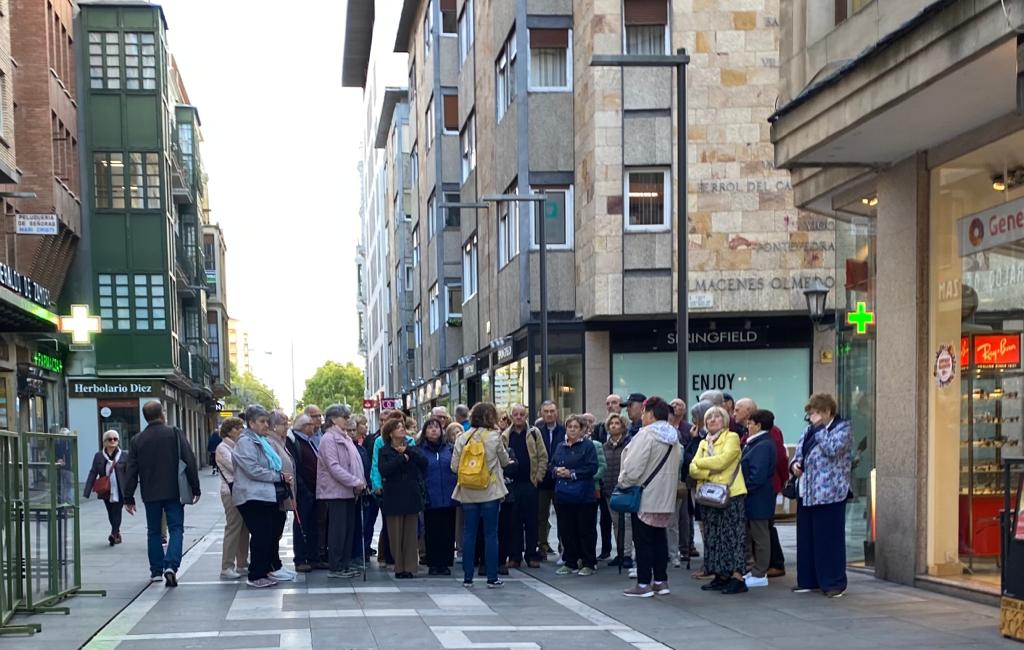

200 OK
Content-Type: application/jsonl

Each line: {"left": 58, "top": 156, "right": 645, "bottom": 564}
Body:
{"left": 457, "top": 428, "right": 491, "bottom": 490}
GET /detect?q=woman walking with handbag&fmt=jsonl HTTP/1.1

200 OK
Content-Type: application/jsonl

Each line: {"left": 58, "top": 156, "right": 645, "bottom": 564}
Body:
{"left": 215, "top": 417, "right": 249, "bottom": 579}
{"left": 689, "top": 405, "right": 748, "bottom": 595}
{"left": 84, "top": 430, "right": 128, "bottom": 546}
{"left": 615, "top": 397, "right": 681, "bottom": 597}
{"left": 550, "top": 415, "right": 600, "bottom": 576}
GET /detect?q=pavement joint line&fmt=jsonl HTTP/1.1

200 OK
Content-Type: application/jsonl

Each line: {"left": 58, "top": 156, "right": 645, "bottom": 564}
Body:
{"left": 98, "top": 628, "right": 313, "bottom": 649}
{"left": 83, "top": 532, "right": 218, "bottom": 650}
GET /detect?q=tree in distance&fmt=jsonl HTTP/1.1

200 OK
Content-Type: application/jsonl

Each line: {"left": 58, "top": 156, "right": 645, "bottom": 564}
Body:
{"left": 298, "top": 361, "right": 364, "bottom": 413}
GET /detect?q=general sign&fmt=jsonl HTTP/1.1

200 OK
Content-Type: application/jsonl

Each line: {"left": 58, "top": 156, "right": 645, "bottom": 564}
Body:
{"left": 379, "top": 397, "right": 402, "bottom": 410}
{"left": 362, "top": 399, "right": 377, "bottom": 409}
{"left": 69, "top": 379, "right": 163, "bottom": 398}
{"left": 972, "top": 333, "right": 1022, "bottom": 370}
{"left": 958, "top": 196, "right": 1024, "bottom": 256}
{"left": 15, "top": 214, "right": 59, "bottom": 235}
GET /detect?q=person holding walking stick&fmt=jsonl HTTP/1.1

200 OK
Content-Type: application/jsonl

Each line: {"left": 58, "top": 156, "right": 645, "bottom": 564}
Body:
{"left": 317, "top": 404, "right": 367, "bottom": 578}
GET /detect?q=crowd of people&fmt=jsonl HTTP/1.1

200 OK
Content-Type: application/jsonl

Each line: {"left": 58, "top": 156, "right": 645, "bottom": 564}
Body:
{"left": 85, "top": 390, "right": 853, "bottom": 599}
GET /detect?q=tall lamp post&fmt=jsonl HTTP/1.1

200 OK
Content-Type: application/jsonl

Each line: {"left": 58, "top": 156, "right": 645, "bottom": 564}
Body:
{"left": 591, "top": 49, "right": 691, "bottom": 399}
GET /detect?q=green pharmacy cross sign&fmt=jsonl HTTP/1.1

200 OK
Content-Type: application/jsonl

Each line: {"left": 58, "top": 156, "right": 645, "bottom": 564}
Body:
{"left": 847, "top": 302, "right": 875, "bottom": 335}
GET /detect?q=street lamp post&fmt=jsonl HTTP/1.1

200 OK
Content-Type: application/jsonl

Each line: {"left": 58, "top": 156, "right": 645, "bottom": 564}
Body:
{"left": 591, "top": 49, "right": 691, "bottom": 400}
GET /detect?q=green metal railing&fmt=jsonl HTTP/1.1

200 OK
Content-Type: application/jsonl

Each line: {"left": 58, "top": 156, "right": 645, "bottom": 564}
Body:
{"left": 0, "top": 430, "right": 37, "bottom": 635}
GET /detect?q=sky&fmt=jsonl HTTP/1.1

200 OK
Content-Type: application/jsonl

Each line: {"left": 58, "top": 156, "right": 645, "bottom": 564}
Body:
{"left": 157, "top": 0, "right": 365, "bottom": 409}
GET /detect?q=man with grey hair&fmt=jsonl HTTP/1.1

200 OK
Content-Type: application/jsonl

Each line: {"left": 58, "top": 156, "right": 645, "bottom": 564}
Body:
{"left": 303, "top": 404, "right": 325, "bottom": 433}
{"left": 432, "top": 406, "right": 452, "bottom": 430}
{"left": 698, "top": 390, "right": 724, "bottom": 406}
{"left": 454, "top": 404, "right": 470, "bottom": 431}
{"left": 287, "top": 413, "right": 322, "bottom": 571}
{"left": 591, "top": 394, "right": 621, "bottom": 444}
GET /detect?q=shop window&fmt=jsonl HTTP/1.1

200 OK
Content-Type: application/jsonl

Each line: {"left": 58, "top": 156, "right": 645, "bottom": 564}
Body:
{"left": 443, "top": 94, "right": 459, "bottom": 133}
{"left": 529, "top": 29, "right": 571, "bottom": 91}
{"left": 531, "top": 186, "right": 573, "bottom": 249}
{"left": 534, "top": 353, "right": 582, "bottom": 421}
{"left": 463, "top": 234, "right": 478, "bottom": 299}
{"left": 496, "top": 29, "right": 516, "bottom": 122}
{"left": 498, "top": 198, "right": 519, "bottom": 268}
{"left": 458, "top": 0, "right": 474, "bottom": 66}
{"left": 93, "top": 152, "right": 126, "bottom": 209}
{"left": 623, "top": 0, "right": 669, "bottom": 55}
{"left": 88, "top": 31, "right": 120, "bottom": 89}
{"left": 461, "top": 112, "right": 476, "bottom": 181}
{"left": 625, "top": 169, "right": 670, "bottom": 231}
{"left": 123, "top": 32, "right": 157, "bottom": 90}
{"left": 429, "top": 283, "right": 440, "bottom": 333}
{"left": 444, "top": 191, "right": 461, "bottom": 228}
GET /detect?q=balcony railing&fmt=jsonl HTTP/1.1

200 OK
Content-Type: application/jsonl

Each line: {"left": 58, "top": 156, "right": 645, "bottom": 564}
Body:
{"left": 178, "top": 341, "right": 212, "bottom": 388}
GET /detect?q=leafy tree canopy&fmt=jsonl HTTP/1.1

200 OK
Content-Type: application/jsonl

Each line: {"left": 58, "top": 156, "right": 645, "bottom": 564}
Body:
{"left": 298, "top": 361, "right": 364, "bottom": 413}
{"left": 225, "top": 370, "right": 279, "bottom": 412}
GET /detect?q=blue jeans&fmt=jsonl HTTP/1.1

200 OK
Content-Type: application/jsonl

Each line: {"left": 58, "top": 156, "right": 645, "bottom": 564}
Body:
{"left": 462, "top": 500, "right": 500, "bottom": 583}
{"left": 144, "top": 499, "right": 184, "bottom": 576}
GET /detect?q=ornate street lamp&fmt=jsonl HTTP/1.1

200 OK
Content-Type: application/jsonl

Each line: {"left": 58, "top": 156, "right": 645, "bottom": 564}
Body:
{"left": 803, "top": 277, "right": 830, "bottom": 325}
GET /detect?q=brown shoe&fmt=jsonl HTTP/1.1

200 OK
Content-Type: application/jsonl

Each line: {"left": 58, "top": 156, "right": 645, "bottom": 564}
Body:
{"left": 527, "top": 560, "right": 541, "bottom": 569}
{"left": 294, "top": 563, "right": 313, "bottom": 573}
{"left": 766, "top": 568, "right": 786, "bottom": 578}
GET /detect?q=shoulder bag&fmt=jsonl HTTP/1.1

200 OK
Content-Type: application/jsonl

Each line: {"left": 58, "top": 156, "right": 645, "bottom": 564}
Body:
{"left": 609, "top": 445, "right": 673, "bottom": 513}
{"left": 693, "top": 443, "right": 741, "bottom": 509}
{"left": 175, "top": 428, "right": 194, "bottom": 505}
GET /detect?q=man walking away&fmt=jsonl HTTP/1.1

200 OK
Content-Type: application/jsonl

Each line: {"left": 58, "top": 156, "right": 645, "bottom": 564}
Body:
{"left": 207, "top": 429, "right": 222, "bottom": 476}
{"left": 124, "top": 401, "right": 201, "bottom": 587}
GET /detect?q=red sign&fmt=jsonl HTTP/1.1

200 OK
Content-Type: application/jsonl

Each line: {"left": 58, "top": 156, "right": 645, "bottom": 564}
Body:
{"left": 362, "top": 399, "right": 377, "bottom": 409}
{"left": 961, "top": 336, "right": 969, "bottom": 370}
{"left": 973, "top": 333, "right": 1022, "bottom": 369}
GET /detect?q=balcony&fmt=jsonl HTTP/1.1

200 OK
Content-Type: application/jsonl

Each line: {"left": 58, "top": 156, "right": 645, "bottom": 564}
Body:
{"left": 179, "top": 341, "right": 212, "bottom": 389}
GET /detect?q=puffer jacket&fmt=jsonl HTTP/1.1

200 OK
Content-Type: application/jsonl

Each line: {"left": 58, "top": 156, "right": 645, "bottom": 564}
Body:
{"left": 602, "top": 434, "right": 628, "bottom": 495}
{"left": 231, "top": 429, "right": 284, "bottom": 506}
{"left": 689, "top": 430, "right": 748, "bottom": 498}
{"left": 420, "top": 438, "right": 457, "bottom": 509}
{"left": 618, "top": 421, "right": 681, "bottom": 514}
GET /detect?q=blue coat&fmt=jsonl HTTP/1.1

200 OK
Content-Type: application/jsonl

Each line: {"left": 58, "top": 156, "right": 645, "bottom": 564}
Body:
{"left": 538, "top": 423, "right": 566, "bottom": 489}
{"left": 548, "top": 438, "right": 598, "bottom": 504}
{"left": 791, "top": 418, "right": 852, "bottom": 507}
{"left": 420, "top": 439, "right": 457, "bottom": 510}
{"left": 741, "top": 432, "right": 777, "bottom": 520}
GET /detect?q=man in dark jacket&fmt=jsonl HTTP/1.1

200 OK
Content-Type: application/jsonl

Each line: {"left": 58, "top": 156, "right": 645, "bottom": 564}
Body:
{"left": 536, "top": 400, "right": 565, "bottom": 555}
{"left": 123, "top": 401, "right": 200, "bottom": 587}
{"left": 590, "top": 394, "right": 622, "bottom": 444}
{"left": 624, "top": 393, "right": 646, "bottom": 439}
{"left": 206, "top": 430, "right": 221, "bottom": 475}
{"left": 740, "top": 409, "right": 777, "bottom": 588}
{"left": 286, "top": 414, "right": 321, "bottom": 572}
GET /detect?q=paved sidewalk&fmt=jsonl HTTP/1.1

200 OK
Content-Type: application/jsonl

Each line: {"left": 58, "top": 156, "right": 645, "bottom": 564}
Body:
{"left": 7, "top": 472, "right": 226, "bottom": 649}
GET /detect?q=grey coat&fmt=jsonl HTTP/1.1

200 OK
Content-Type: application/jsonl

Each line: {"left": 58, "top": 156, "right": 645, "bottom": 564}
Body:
{"left": 231, "top": 429, "right": 283, "bottom": 506}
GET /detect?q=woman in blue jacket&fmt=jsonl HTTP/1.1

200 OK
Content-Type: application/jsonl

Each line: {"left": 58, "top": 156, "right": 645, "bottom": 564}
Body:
{"left": 740, "top": 409, "right": 777, "bottom": 588}
{"left": 419, "top": 418, "right": 457, "bottom": 575}
{"left": 550, "top": 415, "right": 599, "bottom": 576}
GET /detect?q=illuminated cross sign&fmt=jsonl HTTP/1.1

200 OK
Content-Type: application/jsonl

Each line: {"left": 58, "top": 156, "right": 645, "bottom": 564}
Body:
{"left": 60, "top": 304, "right": 101, "bottom": 344}
{"left": 847, "top": 302, "right": 875, "bottom": 335}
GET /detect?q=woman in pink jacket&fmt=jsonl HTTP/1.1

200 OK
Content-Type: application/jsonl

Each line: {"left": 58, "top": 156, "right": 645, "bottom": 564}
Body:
{"left": 316, "top": 404, "right": 367, "bottom": 578}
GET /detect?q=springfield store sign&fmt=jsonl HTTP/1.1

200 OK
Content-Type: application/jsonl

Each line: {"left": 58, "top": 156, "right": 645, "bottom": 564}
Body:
{"left": 69, "top": 380, "right": 163, "bottom": 399}
{"left": 958, "top": 196, "right": 1024, "bottom": 256}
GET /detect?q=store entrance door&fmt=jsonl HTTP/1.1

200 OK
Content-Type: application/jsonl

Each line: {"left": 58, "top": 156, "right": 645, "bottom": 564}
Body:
{"left": 99, "top": 400, "right": 140, "bottom": 449}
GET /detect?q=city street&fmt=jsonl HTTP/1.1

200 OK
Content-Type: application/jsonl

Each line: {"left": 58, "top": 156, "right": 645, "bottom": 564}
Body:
{"left": 5, "top": 473, "right": 1015, "bottom": 650}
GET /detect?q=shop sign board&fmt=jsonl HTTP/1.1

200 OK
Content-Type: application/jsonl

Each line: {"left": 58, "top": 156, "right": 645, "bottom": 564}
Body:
{"left": 16, "top": 364, "right": 47, "bottom": 397}
{"left": 15, "top": 213, "right": 59, "bottom": 235}
{"left": 496, "top": 342, "right": 514, "bottom": 364}
{"left": 32, "top": 351, "right": 63, "bottom": 374}
{"left": 362, "top": 399, "right": 377, "bottom": 409}
{"left": 0, "top": 262, "right": 51, "bottom": 307}
{"left": 971, "top": 333, "right": 1021, "bottom": 370}
{"left": 379, "top": 397, "right": 402, "bottom": 410}
{"left": 958, "top": 195, "right": 1024, "bottom": 256}
{"left": 69, "top": 379, "right": 163, "bottom": 398}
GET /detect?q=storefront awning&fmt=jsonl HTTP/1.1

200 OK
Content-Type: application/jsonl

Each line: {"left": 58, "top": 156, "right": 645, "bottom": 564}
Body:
{"left": 0, "top": 284, "right": 58, "bottom": 332}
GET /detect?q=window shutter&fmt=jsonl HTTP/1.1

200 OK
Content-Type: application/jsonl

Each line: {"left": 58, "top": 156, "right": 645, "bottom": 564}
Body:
{"left": 443, "top": 94, "right": 459, "bottom": 132}
{"left": 530, "top": 28, "right": 568, "bottom": 49}
{"left": 624, "top": 0, "right": 668, "bottom": 26}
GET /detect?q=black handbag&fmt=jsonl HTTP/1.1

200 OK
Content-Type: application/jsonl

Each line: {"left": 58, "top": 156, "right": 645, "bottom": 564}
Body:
{"left": 781, "top": 476, "right": 798, "bottom": 500}
{"left": 274, "top": 480, "right": 293, "bottom": 505}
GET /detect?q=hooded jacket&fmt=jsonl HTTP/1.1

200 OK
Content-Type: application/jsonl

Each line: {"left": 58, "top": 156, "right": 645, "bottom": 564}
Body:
{"left": 617, "top": 420, "right": 681, "bottom": 514}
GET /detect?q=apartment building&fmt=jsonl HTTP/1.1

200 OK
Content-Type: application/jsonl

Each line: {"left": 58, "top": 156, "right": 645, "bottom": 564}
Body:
{"left": 227, "top": 317, "right": 250, "bottom": 376}
{"left": 770, "top": 0, "right": 1024, "bottom": 599}
{"left": 203, "top": 222, "right": 231, "bottom": 399}
{"left": 67, "top": 1, "right": 222, "bottom": 474}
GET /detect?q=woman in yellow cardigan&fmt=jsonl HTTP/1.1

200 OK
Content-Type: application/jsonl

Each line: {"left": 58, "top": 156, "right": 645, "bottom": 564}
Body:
{"left": 689, "top": 405, "right": 748, "bottom": 594}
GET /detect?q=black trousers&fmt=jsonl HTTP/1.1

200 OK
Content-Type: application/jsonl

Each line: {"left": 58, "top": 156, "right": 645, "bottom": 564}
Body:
{"left": 597, "top": 491, "right": 613, "bottom": 555}
{"left": 104, "top": 498, "right": 123, "bottom": 535}
{"left": 326, "top": 498, "right": 356, "bottom": 571}
{"left": 271, "top": 509, "right": 286, "bottom": 571}
{"left": 554, "top": 502, "right": 598, "bottom": 570}
{"left": 769, "top": 519, "right": 786, "bottom": 570}
{"left": 631, "top": 513, "right": 668, "bottom": 585}
{"left": 237, "top": 500, "right": 279, "bottom": 581}
{"left": 507, "top": 482, "right": 539, "bottom": 563}
{"left": 423, "top": 507, "right": 456, "bottom": 568}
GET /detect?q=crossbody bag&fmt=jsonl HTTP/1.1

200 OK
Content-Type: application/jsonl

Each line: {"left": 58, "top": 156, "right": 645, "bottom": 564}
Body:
{"left": 609, "top": 445, "right": 673, "bottom": 513}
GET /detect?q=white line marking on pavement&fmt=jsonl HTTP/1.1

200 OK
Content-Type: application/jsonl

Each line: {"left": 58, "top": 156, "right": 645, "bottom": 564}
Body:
{"left": 83, "top": 533, "right": 218, "bottom": 650}
{"left": 99, "top": 628, "right": 312, "bottom": 650}
{"left": 225, "top": 586, "right": 499, "bottom": 620}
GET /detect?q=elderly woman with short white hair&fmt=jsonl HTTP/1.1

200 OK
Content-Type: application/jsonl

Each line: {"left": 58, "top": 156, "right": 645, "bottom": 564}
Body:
{"left": 84, "top": 429, "right": 128, "bottom": 546}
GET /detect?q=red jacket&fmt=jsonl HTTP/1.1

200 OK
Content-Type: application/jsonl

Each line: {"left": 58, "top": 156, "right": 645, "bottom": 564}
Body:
{"left": 770, "top": 426, "right": 788, "bottom": 494}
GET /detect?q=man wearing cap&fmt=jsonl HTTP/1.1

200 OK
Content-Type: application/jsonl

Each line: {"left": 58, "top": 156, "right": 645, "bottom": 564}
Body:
{"left": 625, "top": 393, "right": 647, "bottom": 439}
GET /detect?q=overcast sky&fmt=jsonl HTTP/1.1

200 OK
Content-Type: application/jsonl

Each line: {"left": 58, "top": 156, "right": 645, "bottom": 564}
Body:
{"left": 158, "top": 0, "right": 364, "bottom": 409}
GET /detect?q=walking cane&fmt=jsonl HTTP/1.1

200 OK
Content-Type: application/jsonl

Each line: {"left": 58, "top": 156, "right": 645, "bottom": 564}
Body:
{"left": 359, "top": 491, "right": 368, "bottom": 582}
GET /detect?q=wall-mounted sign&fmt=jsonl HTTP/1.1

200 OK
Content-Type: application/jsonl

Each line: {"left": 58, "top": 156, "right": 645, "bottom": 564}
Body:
{"left": 99, "top": 407, "right": 112, "bottom": 418}
{"left": 688, "top": 293, "right": 714, "bottom": 309}
{"left": 958, "top": 195, "right": 1024, "bottom": 256}
{"left": 69, "top": 379, "right": 163, "bottom": 399}
{"left": 972, "top": 333, "right": 1021, "bottom": 369}
{"left": 847, "top": 302, "right": 875, "bottom": 335}
{"left": 934, "top": 344, "right": 957, "bottom": 388}
{"left": 32, "top": 351, "right": 63, "bottom": 374}
{"left": 462, "top": 359, "right": 477, "bottom": 377}
{"left": 362, "top": 398, "right": 377, "bottom": 409}
{"left": 0, "top": 262, "right": 51, "bottom": 307}
{"left": 496, "top": 342, "right": 514, "bottom": 364}
{"left": 15, "top": 213, "right": 59, "bottom": 235}
{"left": 379, "top": 397, "right": 402, "bottom": 410}
{"left": 16, "top": 364, "right": 47, "bottom": 397}
{"left": 60, "top": 305, "right": 101, "bottom": 344}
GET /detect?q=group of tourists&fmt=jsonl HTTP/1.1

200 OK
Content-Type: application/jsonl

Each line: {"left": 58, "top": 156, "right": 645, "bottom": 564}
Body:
{"left": 84, "top": 389, "right": 853, "bottom": 599}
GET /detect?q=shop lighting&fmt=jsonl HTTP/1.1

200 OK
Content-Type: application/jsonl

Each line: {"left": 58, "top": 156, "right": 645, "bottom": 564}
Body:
{"left": 628, "top": 191, "right": 661, "bottom": 198}
{"left": 992, "top": 166, "right": 1024, "bottom": 192}
{"left": 860, "top": 196, "right": 878, "bottom": 207}
{"left": 993, "top": 177, "right": 1007, "bottom": 192}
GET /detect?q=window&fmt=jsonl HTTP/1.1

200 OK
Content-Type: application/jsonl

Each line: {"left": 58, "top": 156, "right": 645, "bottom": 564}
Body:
{"left": 446, "top": 282, "right": 463, "bottom": 318}
{"left": 463, "top": 235, "right": 478, "bottom": 300}
{"left": 443, "top": 94, "right": 459, "bottom": 133}
{"left": 412, "top": 225, "right": 420, "bottom": 267}
{"left": 444, "top": 191, "right": 460, "bottom": 228}
{"left": 0, "top": 73, "right": 6, "bottom": 138}
{"left": 93, "top": 152, "right": 126, "bottom": 209}
{"left": 123, "top": 32, "right": 157, "bottom": 90}
{"left": 98, "top": 273, "right": 166, "bottom": 331}
{"left": 426, "top": 192, "right": 437, "bottom": 239}
{"left": 531, "top": 186, "right": 573, "bottom": 249}
{"left": 498, "top": 198, "right": 519, "bottom": 268}
{"left": 409, "top": 62, "right": 417, "bottom": 106}
{"left": 460, "top": 112, "right": 476, "bottom": 181}
{"left": 625, "top": 169, "right": 670, "bottom": 230}
{"left": 441, "top": 0, "right": 456, "bottom": 33}
{"left": 835, "top": 0, "right": 873, "bottom": 25}
{"left": 496, "top": 29, "right": 517, "bottom": 121}
{"left": 458, "top": 0, "right": 474, "bottom": 65}
{"left": 414, "top": 305, "right": 422, "bottom": 345}
{"left": 429, "top": 283, "right": 440, "bottom": 332}
{"left": 127, "top": 152, "right": 161, "bottom": 209}
{"left": 425, "top": 100, "right": 434, "bottom": 150}
{"left": 423, "top": 0, "right": 432, "bottom": 58}
{"left": 624, "top": 0, "right": 668, "bottom": 55}
{"left": 411, "top": 145, "right": 419, "bottom": 188}
{"left": 88, "top": 32, "right": 120, "bottom": 89}
{"left": 404, "top": 265, "right": 414, "bottom": 292}
{"left": 529, "top": 29, "right": 571, "bottom": 90}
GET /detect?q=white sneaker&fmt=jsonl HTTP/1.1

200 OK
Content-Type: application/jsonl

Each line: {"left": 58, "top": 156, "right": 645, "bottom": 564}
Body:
{"left": 745, "top": 575, "right": 769, "bottom": 588}
{"left": 671, "top": 558, "right": 682, "bottom": 568}
{"left": 628, "top": 567, "right": 638, "bottom": 579}
{"left": 220, "top": 568, "right": 242, "bottom": 580}
{"left": 269, "top": 569, "right": 295, "bottom": 582}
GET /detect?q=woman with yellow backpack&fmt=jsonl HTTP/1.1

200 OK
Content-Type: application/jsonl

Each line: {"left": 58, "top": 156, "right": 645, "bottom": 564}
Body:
{"left": 451, "top": 402, "right": 513, "bottom": 588}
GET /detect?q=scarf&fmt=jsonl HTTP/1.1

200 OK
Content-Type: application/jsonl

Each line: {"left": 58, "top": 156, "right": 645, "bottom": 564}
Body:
{"left": 252, "top": 431, "right": 282, "bottom": 471}
{"left": 801, "top": 424, "right": 823, "bottom": 460}
{"left": 293, "top": 428, "right": 320, "bottom": 453}
{"left": 705, "top": 427, "right": 725, "bottom": 448}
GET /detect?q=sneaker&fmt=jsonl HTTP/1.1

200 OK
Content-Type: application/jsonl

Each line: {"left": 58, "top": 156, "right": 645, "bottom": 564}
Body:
{"left": 246, "top": 577, "right": 276, "bottom": 588}
{"left": 486, "top": 579, "right": 504, "bottom": 589}
{"left": 220, "top": 568, "right": 242, "bottom": 580}
{"left": 163, "top": 569, "right": 177, "bottom": 587}
{"left": 623, "top": 584, "right": 655, "bottom": 598}
{"left": 294, "top": 563, "right": 313, "bottom": 573}
{"left": 462, "top": 580, "right": 473, "bottom": 588}
{"left": 555, "top": 565, "right": 574, "bottom": 576}
{"left": 628, "top": 567, "right": 637, "bottom": 579}
{"left": 149, "top": 574, "right": 163, "bottom": 583}
{"left": 824, "top": 589, "right": 846, "bottom": 599}
{"left": 578, "top": 567, "right": 595, "bottom": 576}
{"left": 745, "top": 575, "right": 769, "bottom": 588}
{"left": 671, "top": 558, "right": 682, "bottom": 568}
{"left": 269, "top": 569, "right": 294, "bottom": 582}
{"left": 556, "top": 558, "right": 566, "bottom": 566}
{"left": 652, "top": 581, "right": 670, "bottom": 595}
{"left": 721, "top": 578, "right": 748, "bottom": 595}
{"left": 327, "top": 570, "right": 348, "bottom": 579}
{"left": 622, "top": 557, "right": 634, "bottom": 569}
{"left": 791, "top": 586, "right": 818, "bottom": 593}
